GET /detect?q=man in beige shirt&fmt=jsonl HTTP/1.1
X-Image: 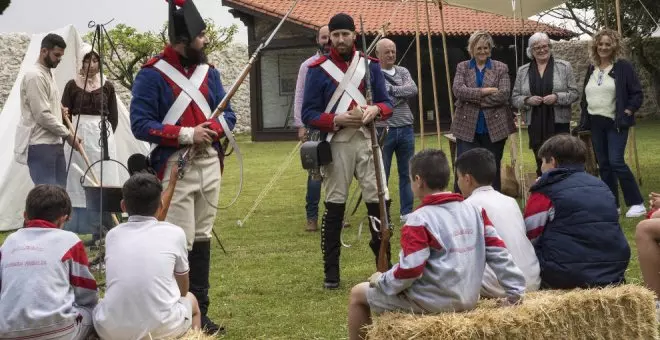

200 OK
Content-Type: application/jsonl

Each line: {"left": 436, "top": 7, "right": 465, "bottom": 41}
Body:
{"left": 15, "top": 33, "right": 82, "bottom": 187}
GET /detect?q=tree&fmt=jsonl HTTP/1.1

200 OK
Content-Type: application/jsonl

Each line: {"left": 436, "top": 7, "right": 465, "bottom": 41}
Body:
{"left": 538, "top": 0, "right": 659, "bottom": 37}
{"left": 0, "top": 0, "right": 10, "bottom": 15}
{"left": 85, "top": 19, "right": 238, "bottom": 91}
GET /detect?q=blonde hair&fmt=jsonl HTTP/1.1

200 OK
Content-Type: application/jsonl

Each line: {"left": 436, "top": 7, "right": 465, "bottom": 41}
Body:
{"left": 467, "top": 31, "right": 494, "bottom": 58}
{"left": 591, "top": 29, "right": 622, "bottom": 65}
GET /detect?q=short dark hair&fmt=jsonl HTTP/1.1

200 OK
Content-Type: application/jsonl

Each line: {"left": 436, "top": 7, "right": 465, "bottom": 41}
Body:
{"left": 41, "top": 33, "right": 66, "bottom": 50}
{"left": 25, "top": 185, "right": 72, "bottom": 223}
{"left": 538, "top": 134, "right": 587, "bottom": 166}
{"left": 122, "top": 173, "right": 163, "bottom": 216}
{"left": 455, "top": 148, "right": 496, "bottom": 186}
{"left": 409, "top": 149, "right": 450, "bottom": 190}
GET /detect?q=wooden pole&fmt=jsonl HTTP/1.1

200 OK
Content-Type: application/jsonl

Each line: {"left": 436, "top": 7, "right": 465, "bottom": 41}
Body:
{"left": 614, "top": 0, "right": 643, "bottom": 185}
{"left": 437, "top": 1, "right": 454, "bottom": 120}
{"left": 415, "top": 0, "right": 425, "bottom": 149}
{"left": 425, "top": 0, "right": 442, "bottom": 149}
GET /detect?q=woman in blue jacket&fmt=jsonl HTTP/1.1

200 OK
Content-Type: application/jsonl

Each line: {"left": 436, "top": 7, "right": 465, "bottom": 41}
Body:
{"left": 579, "top": 29, "right": 646, "bottom": 218}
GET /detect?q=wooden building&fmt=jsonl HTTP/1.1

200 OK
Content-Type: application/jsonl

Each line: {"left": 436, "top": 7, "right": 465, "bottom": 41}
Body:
{"left": 223, "top": 0, "right": 574, "bottom": 141}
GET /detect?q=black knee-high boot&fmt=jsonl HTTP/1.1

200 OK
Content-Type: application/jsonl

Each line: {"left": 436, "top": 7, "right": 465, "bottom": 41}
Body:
{"left": 322, "top": 202, "right": 345, "bottom": 288}
{"left": 365, "top": 200, "right": 392, "bottom": 270}
{"left": 189, "top": 240, "right": 223, "bottom": 334}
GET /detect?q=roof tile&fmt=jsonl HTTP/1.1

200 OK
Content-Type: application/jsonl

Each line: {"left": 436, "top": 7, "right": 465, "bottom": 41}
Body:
{"left": 223, "top": 0, "right": 575, "bottom": 37}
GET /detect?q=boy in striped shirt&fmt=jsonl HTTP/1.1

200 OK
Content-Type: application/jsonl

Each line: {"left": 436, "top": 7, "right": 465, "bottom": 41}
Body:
{"left": 0, "top": 185, "right": 98, "bottom": 340}
{"left": 523, "top": 134, "right": 630, "bottom": 289}
{"left": 347, "top": 149, "right": 526, "bottom": 340}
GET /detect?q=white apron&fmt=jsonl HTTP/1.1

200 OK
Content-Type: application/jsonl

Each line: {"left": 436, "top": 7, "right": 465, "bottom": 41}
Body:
{"left": 64, "top": 115, "right": 121, "bottom": 208}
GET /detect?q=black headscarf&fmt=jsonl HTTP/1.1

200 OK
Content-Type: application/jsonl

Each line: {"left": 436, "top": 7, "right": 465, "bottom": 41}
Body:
{"left": 528, "top": 56, "right": 555, "bottom": 150}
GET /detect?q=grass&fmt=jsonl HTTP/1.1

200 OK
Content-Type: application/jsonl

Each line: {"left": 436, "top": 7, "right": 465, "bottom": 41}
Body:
{"left": 2, "top": 118, "right": 660, "bottom": 339}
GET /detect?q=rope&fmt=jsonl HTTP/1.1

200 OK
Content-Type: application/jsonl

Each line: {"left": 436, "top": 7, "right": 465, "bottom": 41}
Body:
{"left": 235, "top": 141, "right": 302, "bottom": 227}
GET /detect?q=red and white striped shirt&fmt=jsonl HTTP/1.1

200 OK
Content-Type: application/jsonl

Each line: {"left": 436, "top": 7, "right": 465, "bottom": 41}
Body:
{"left": 523, "top": 192, "right": 555, "bottom": 244}
{"left": 376, "top": 193, "right": 526, "bottom": 313}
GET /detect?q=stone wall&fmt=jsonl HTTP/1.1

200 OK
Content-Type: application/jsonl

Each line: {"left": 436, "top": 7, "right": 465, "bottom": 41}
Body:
{"left": 552, "top": 39, "right": 659, "bottom": 119}
{"left": 0, "top": 32, "right": 252, "bottom": 133}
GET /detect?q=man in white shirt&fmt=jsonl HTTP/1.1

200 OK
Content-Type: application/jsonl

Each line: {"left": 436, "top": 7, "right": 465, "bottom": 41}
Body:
{"left": 93, "top": 173, "right": 201, "bottom": 339}
{"left": 456, "top": 148, "right": 540, "bottom": 297}
{"left": 16, "top": 33, "right": 82, "bottom": 187}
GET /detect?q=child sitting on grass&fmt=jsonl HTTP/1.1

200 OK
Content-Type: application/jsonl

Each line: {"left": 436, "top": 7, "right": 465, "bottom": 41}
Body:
{"left": 524, "top": 134, "right": 630, "bottom": 289}
{"left": 92, "top": 173, "right": 201, "bottom": 339}
{"left": 0, "top": 185, "right": 98, "bottom": 339}
{"left": 347, "top": 149, "right": 526, "bottom": 340}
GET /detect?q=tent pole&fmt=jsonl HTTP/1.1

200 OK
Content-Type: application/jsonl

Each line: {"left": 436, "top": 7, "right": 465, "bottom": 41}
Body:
{"left": 425, "top": 0, "right": 442, "bottom": 149}
{"left": 437, "top": 1, "right": 454, "bottom": 121}
{"left": 415, "top": 0, "right": 425, "bottom": 149}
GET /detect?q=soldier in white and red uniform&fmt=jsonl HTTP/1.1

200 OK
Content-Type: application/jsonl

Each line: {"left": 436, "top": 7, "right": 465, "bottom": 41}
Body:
{"left": 129, "top": 0, "right": 235, "bottom": 334}
{"left": 302, "top": 13, "right": 394, "bottom": 289}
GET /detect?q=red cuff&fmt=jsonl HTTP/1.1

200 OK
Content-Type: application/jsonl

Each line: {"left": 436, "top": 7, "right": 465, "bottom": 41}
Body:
{"left": 310, "top": 113, "right": 336, "bottom": 132}
{"left": 648, "top": 208, "right": 659, "bottom": 220}
{"left": 149, "top": 125, "right": 181, "bottom": 147}
{"left": 375, "top": 103, "right": 393, "bottom": 121}
{"left": 207, "top": 118, "right": 225, "bottom": 141}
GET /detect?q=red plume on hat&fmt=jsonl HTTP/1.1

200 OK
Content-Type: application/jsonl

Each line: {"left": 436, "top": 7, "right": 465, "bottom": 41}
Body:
{"left": 167, "top": 0, "right": 185, "bottom": 7}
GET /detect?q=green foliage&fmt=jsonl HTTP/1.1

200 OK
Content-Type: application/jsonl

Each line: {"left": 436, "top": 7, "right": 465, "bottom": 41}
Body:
{"left": 0, "top": 0, "right": 10, "bottom": 15}
{"left": 543, "top": 0, "right": 659, "bottom": 38}
{"left": 84, "top": 19, "right": 238, "bottom": 91}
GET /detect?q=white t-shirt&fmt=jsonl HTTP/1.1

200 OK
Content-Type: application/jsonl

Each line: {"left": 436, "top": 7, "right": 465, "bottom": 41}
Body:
{"left": 93, "top": 215, "right": 190, "bottom": 340}
{"left": 466, "top": 186, "right": 541, "bottom": 297}
{"left": 585, "top": 64, "right": 616, "bottom": 120}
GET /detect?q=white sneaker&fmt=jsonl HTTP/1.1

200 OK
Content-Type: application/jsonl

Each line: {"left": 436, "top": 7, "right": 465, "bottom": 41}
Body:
{"left": 400, "top": 214, "right": 410, "bottom": 224}
{"left": 617, "top": 208, "right": 621, "bottom": 215}
{"left": 626, "top": 204, "right": 647, "bottom": 218}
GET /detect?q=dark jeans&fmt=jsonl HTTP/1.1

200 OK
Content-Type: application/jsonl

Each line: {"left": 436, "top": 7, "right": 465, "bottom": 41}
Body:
{"left": 380, "top": 125, "right": 415, "bottom": 216}
{"left": 531, "top": 123, "right": 571, "bottom": 176}
{"left": 589, "top": 115, "right": 643, "bottom": 207}
{"left": 306, "top": 175, "right": 322, "bottom": 220}
{"left": 27, "top": 143, "right": 67, "bottom": 188}
{"left": 454, "top": 134, "right": 506, "bottom": 193}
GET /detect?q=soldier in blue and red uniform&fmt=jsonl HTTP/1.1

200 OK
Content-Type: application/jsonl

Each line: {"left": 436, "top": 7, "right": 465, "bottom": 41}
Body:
{"left": 129, "top": 0, "right": 235, "bottom": 334}
{"left": 302, "top": 13, "right": 394, "bottom": 289}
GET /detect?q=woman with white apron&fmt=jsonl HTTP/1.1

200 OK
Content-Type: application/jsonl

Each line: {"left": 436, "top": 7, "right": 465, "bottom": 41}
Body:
{"left": 61, "top": 45, "right": 120, "bottom": 243}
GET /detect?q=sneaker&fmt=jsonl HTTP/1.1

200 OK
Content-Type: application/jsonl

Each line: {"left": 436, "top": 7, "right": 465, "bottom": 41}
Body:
{"left": 617, "top": 208, "right": 621, "bottom": 215}
{"left": 201, "top": 315, "right": 225, "bottom": 335}
{"left": 400, "top": 214, "right": 410, "bottom": 224}
{"left": 324, "top": 281, "right": 340, "bottom": 290}
{"left": 626, "top": 204, "right": 647, "bottom": 218}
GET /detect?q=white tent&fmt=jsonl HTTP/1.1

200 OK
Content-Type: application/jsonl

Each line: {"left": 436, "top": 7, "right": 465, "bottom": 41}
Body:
{"left": 444, "top": 0, "right": 565, "bottom": 18}
{"left": 0, "top": 25, "right": 148, "bottom": 231}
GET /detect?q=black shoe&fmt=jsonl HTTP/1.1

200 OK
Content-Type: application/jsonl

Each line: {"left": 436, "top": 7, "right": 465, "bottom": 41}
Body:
{"left": 324, "top": 281, "right": 340, "bottom": 290}
{"left": 201, "top": 315, "right": 226, "bottom": 335}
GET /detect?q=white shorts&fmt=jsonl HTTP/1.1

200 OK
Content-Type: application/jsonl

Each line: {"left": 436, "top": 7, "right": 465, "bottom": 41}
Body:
{"left": 147, "top": 297, "right": 193, "bottom": 339}
{"left": 366, "top": 287, "right": 427, "bottom": 315}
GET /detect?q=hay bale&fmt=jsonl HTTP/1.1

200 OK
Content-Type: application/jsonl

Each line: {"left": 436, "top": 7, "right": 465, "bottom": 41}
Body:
{"left": 179, "top": 329, "right": 217, "bottom": 340}
{"left": 365, "top": 285, "right": 658, "bottom": 340}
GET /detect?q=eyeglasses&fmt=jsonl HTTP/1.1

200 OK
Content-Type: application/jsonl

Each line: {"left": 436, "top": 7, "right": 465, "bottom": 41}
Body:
{"left": 533, "top": 44, "right": 550, "bottom": 51}
{"left": 597, "top": 70, "right": 605, "bottom": 86}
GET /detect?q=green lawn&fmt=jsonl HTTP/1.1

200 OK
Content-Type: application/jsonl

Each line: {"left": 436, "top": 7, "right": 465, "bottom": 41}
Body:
{"left": 2, "top": 119, "right": 660, "bottom": 339}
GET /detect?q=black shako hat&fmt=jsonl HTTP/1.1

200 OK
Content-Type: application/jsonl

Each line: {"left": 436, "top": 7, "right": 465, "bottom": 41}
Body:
{"left": 328, "top": 13, "right": 355, "bottom": 32}
{"left": 168, "top": 0, "right": 206, "bottom": 43}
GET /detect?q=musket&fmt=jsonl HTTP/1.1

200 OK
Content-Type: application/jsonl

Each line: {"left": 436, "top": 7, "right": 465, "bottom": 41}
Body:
{"left": 176, "top": 0, "right": 300, "bottom": 174}
{"left": 360, "top": 16, "right": 391, "bottom": 274}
